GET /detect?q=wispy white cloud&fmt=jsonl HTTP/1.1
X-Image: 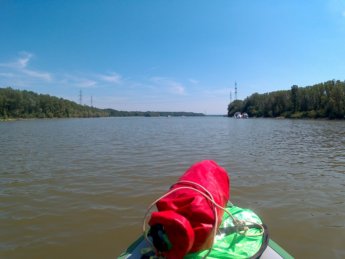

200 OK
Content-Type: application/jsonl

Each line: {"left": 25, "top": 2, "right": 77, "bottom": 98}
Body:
{"left": 17, "top": 52, "right": 33, "bottom": 69}
{"left": 0, "top": 52, "right": 32, "bottom": 69}
{"left": 150, "top": 77, "right": 186, "bottom": 95}
{"left": 0, "top": 72, "right": 15, "bottom": 78}
{"left": 0, "top": 53, "right": 209, "bottom": 112}
{"left": 61, "top": 72, "right": 122, "bottom": 88}
{"left": 61, "top": 74, "right": 98, "bottom": 88}
{"left": 1, "top": 53, "right": 189, "bottom": 97}
{"left": 0, "top": 52, "right": 129, "bottom": 89}
{"left": 75, "top": 79, "right": 97, "bottom": 88}
{"left": 98, "top": 72, "right": 122, "bottom": 84}
{"left": 22, "top": 68, "right": 52, "bottom": 81}
{"left": 0, "top": 52, "right": 52, "bottom": 82}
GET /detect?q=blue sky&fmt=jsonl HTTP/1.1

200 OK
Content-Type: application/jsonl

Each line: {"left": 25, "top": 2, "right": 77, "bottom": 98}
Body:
{"left": 1, "top": 0, "right": 345, "bottom": 114}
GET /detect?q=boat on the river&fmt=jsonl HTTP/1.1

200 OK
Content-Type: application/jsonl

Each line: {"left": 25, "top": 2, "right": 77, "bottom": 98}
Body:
{"left": 234, "top": 112, "right": 249, "bottom": 119}
{"left": 118, "top": 160, "right": 293, "bottom": 259}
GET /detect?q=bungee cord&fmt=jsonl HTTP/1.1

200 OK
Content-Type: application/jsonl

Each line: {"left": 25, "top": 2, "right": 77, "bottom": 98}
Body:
{"left": 143, "top": 180, "right": 265, "bottom": 259}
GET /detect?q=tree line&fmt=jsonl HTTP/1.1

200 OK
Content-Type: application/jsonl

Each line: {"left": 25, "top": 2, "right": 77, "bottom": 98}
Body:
{"left": 104, "top": 109, "right": 204, "bottom": 117}
{"left": 0, "top": 87, "right": 204, "bottom": 119}
{"left": 228, "top": 80, "right": 345, "bottom": 119}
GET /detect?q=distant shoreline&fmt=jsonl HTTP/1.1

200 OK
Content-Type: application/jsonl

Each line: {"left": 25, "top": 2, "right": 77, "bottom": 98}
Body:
{"left": 0, "top": 87, "right": 204, "bottom": 120}
{"left": 228, "top": 80, "right": 345, "bottom": 120}
{"left": 0, "top": 115, "right": 208, "bottom": 122}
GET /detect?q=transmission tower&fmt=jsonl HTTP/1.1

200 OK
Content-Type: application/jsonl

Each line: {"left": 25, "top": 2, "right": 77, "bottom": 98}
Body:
{"left": 91, "top": 96, "right": 93, "bottom": 108}
{"left": 235, "top": 81, "right": 238, "bottom": 100}
{"left": 79, "top": 90, "right": 83, "bottom": 105}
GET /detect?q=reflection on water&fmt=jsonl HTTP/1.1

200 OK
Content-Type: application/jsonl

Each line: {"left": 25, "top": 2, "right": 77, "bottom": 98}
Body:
{"left": 0, "top": 117, "right": 344, "bottom": 258}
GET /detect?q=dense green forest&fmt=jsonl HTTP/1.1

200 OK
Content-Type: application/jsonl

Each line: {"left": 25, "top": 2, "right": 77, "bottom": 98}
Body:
{"left": 0, "top": 87, "right": 204, "bottom": 119}
{"left": 228, "top": 80, "right": 345, "bottom": 119}
{"left": 103, "top": 109, "right": 204, "bottom": 117}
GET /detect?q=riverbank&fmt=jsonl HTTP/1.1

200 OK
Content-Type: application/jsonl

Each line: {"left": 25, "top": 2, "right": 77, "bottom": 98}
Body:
{"left": 228, "top": 80, "right": 345, "bottom": 120}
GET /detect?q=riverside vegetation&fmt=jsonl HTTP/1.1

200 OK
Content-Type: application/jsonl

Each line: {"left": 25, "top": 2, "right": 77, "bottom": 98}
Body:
{"left": 0, "top": 87, "right": 204, "bottom": 120}
{"left": 228, "top": 80, "right": 345, "bottom": 119}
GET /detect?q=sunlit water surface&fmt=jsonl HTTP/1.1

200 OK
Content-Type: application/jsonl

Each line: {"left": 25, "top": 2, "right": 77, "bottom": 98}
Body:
{"left": 0, "top": 117, "right": 344, "bottom": 258}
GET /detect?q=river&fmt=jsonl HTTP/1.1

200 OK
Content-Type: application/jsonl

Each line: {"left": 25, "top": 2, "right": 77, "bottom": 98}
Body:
{"left": 0, "top": 117, "right": 344, "bottom": 258}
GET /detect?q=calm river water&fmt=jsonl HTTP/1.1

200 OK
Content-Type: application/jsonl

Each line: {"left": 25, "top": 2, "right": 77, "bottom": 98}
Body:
{"left": 0, "top": 117, "right": 344, "bottom": 258}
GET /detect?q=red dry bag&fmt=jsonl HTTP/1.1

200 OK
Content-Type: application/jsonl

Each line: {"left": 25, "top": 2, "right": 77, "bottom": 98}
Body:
{"left": 147, "top": 160, "right": 230, "bottom": 258}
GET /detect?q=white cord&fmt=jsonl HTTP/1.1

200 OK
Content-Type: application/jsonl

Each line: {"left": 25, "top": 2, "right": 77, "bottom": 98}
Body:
{"left": 142, "top": 186, "right": 217, "bottom": 258}
{"left": 142, "top": 180, "right": 265, "bottom": 258}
